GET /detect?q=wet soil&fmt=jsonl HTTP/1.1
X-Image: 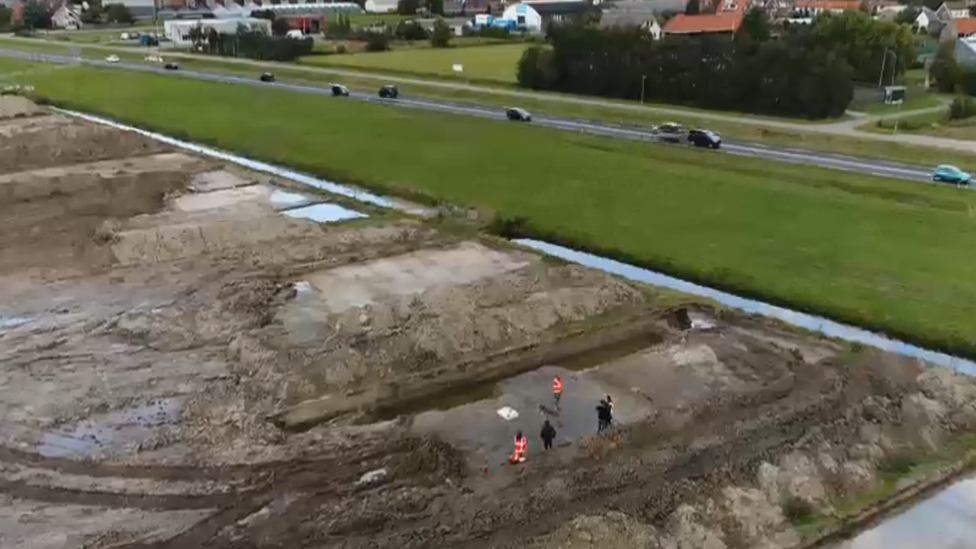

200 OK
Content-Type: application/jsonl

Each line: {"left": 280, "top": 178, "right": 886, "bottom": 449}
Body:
{"left": 3, "top": 100, "right": 976, "bottom": 549}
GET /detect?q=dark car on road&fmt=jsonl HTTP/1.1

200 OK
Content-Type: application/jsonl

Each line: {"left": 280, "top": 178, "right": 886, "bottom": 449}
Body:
{"left": 378, "top": 85, "right": 399, "bottom": 99}
{"left": 506, "top": 107, "right": 532, "bottom": 122}
{"left": 164, "top": 62, "right": 179, "bottom": 70}
{"left": 655, "top": 122, "right": 686, "bottom": 144}
{"left": 331, "top": 84, "right": 350, "bottom": 96}
{"left": 259, "top": 72, "right": 275, "bottom": 83}
{"left": 688, "top": 129, "right": 721, "bottom": 149}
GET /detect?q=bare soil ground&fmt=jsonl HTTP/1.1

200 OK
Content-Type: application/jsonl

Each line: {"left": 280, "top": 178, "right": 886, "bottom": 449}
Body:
{"left": 2, "top": 99, "right": 976, "bottom": 549}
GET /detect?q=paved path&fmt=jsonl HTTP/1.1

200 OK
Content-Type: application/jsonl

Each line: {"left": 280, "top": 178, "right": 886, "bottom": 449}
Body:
{"left": 3, "top": 35, "right": 974, "bottom": 154}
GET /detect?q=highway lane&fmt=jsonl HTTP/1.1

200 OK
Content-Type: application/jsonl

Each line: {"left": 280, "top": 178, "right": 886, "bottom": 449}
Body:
{"left": 0, "top": 48, "right": 935, "bottom": 183}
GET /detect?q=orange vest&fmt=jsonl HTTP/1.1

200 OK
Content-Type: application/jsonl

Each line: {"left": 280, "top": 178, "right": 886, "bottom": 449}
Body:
{"left": 553, "top": 377, "right": 563, "bottom": 395}
{"left": 514, "top": 435, "right": 527, "bottom": 458}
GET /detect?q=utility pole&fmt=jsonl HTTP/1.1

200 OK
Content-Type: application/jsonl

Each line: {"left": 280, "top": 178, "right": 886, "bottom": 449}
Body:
{"left": 640, "top": 74, "right": 646, "bottom": 105}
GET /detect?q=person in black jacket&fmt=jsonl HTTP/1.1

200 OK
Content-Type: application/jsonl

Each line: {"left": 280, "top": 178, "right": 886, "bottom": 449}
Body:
{"left": 541, "top": 419, "right": 556, "bottom": 450}
{"left": 596, "top": 399, "right": 612, "bottom": 433}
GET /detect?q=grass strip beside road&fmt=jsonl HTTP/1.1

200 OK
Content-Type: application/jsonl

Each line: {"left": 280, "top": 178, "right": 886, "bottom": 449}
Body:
{"left": 4, "top": 36, "right": 973, "bottom": 169}
{"left": 24, "top": 66, "right": 976, "bottom": 359}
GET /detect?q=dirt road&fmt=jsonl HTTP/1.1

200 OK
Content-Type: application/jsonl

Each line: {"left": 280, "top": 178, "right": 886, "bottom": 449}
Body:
{"left": 2, "top": 97, "right": 976, "bottom": 549}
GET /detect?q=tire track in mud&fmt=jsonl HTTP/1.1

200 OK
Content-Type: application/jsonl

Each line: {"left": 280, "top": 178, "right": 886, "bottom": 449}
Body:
{"left": 0, "top": 477, "right": 246, "bottom": 510}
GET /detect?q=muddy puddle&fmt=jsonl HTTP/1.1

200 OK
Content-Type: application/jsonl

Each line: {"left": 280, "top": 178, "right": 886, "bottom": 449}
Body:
{"left": 834, "top": 474, "right": 976, "bottom": 549}
{"left": 282, "top": 202, "right": 367, "bottom": 223}
{"left": 37, "top": 398, "right": 183, "bottom": 459}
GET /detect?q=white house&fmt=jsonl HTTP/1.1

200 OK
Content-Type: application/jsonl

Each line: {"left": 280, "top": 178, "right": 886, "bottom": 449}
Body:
{"left": 163, "top": 18, "right": 272, "bottom": 46}
{"left": 936, "top": 1, "right": 970, "bottom": 21}
{"left": 51, "top": 4, "right": 82, "bottom": 29}
{"left": 915, "top": 6, "right": 943, "bottom": 34}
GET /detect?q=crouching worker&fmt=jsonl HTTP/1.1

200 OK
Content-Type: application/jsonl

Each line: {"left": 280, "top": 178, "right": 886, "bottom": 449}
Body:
{"left": 509, "top": 431, "right": 528, "bottom": 464}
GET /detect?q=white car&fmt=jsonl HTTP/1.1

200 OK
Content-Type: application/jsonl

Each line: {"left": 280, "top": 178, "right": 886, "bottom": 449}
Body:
{"left": 105, "top": 55, "right": 120, "bottom": 64}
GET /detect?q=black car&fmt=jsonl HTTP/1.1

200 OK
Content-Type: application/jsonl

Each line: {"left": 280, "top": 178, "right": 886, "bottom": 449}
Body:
{"left": 331, "top": 84, "right": 350, "bottom": 96}
{"left": 260, "top": 72, "right": 275, "bottom": 83}
{"left": 655, "top": 122, "right": 686, "bottom": 144}
{"left": 505, "top": 107, "right": 532, "bottom": 122}
{"left": 164, "top": 63, "right": 179, "bottom": 70}
{"left": 378, "top": 85, "right": 399, "bottom": 99}
{"left": 688, "top": 129, "right": 722, "bottom": 149}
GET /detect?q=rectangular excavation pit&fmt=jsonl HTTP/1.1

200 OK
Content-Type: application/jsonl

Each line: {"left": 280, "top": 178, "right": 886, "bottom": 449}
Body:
{"left": 299, "top": 241, "right": 532, "bottom": 313}
{"left": 171, "top": 183, "right": 323, "bottom": 214}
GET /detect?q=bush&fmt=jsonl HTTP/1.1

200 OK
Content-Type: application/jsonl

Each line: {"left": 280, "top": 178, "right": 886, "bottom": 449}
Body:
{"left": 950, "top": 95, "right": 976, "bottom": 120}
{"left": 878, "top": 453, "right": 918, "bottom": 477}
{"left": 365, "top": 30, "right": 391, "bottom": 52}
{"left": 335, "top": 43, "right": 348, "bottom": 54}
{"left": 782, "top": 496, "right": 815, "bottom": 524}
{"left": 470, "top": 25, "right": 512, "bottom": 39}
{"left": 395, "top": 19, "right": 428, "bottom": 40}
{"left": 430, "top": 17, "right": 452, "bottom": 48}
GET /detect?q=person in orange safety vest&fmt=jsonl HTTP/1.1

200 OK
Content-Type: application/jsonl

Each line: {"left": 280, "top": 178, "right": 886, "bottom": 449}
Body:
{"left": 510, "top": 431, "right": 528, "bottom": 464}
{"left": 553, "top": 375, "right": 563, "bottom": 409}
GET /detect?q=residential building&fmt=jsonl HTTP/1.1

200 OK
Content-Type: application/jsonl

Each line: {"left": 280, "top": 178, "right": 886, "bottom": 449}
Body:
{"left": 915, "top": 6, "right": 943, "bottom": 34}
{"left": 936, "top": 0, "right": 970, "bottom": 21}
{"left": 940, "top": 15, "right": 976, "bottom": 39}
{"left": 662, "top": 11, "right": 742, "bottom": 35}
{"left": 513, "top": 0, "right": 597, "bottom": 27}
{"left": 51, "top": 3, "right": 81, "bottom": 28}
{"left": 956, "top": 35, "right": 976, "bottom": 65}
{"left": 163, "top": 16, "right": 270, "bottom": 44}
{"left": 792, "top": 0, "right": 862, "bottom": 15}
{"left": 363, "top": 0, "right": 397, "bottom": 13}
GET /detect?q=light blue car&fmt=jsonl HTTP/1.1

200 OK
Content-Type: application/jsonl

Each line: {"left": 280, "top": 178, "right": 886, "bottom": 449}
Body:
{"left": 932, "top": 165, "right": 973, "bottom": 185}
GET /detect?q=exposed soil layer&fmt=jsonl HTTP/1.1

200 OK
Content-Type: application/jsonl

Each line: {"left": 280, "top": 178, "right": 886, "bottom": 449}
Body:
{"left": 3, "top": 100, "right": 976, "bottom": 549}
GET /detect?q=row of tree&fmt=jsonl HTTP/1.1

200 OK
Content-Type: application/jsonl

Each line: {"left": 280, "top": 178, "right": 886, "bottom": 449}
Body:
{"left": 187, "top": 24, "right": 313, "bottom": 61}
{"left": 517, "top": 10, "right": 915, "bottom": 119}
{"left": 325, "top": 16, "right": 453, "bottom": 50}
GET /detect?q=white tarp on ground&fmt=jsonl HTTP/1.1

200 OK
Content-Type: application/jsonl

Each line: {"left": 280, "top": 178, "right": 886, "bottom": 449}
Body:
{"left": 496, "top": 407, "right": 519, "bottom": 421}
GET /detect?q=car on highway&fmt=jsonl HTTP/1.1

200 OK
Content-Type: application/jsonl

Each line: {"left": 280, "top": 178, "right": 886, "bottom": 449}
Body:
{"left": 932, "top": 165, "right": 972, "bottom": 185}
{"left": 331, "top": 84, "right": 350, "bottom": 97}
{"left": 259, "top": 72, "right": 275, "bottom": 83}
{"left": 164, "top": 62, "right": 179, "bottom": 71}
{"left": 688, "top": 129, "right": 721, "bottom": 149}
{"left": 655, "top": 122, "right": 686, "bottom": 144}
{"left": 378, "top": 85, "right": 399, "bottom": 99}
{"left": 105, "top": 55, "right": 120, "bottom": 64}
{"left": 506, "top": 107, "right": 532, "bottom": 122}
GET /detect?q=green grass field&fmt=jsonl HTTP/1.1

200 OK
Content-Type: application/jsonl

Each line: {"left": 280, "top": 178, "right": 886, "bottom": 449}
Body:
{"left": 299, "top": 43, "right": 529, "bottom": 83}
{"left": 22, "top": 65, "right": 976, "bottom": 358}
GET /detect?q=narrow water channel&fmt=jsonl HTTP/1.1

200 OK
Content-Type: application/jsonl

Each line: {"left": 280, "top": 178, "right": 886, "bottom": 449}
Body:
{"left": 834, "top": 474, "right": 976, "bottom": 549}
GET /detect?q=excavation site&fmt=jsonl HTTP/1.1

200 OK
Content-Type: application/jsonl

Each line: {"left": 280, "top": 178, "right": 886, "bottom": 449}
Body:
{"left": 2, "top": 98, "right": 976, "bottom": 549}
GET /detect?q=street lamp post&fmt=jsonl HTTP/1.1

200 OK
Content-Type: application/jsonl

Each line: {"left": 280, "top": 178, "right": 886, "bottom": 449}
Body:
{"left": 640, "top": 75, "right": 646, "bottom": 105}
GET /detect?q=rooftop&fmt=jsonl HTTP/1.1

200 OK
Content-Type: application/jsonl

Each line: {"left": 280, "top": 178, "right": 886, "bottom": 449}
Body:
{"left": 662, "top": 11, "right": 742, "bottom": 33}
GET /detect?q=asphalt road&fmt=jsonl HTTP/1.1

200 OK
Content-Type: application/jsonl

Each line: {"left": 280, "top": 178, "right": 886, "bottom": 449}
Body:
{"left": 0, "top": 48, "right": 936, "bottom": 183}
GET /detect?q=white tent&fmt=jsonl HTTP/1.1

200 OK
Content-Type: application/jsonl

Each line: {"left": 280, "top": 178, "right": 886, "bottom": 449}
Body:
{"left": 501, "top": 3, "right": 542, "bottom": 31}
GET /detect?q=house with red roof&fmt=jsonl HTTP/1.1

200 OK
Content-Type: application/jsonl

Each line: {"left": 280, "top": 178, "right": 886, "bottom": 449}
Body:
{"left": 941, "top": 16, "right": 976, "bottom": 40}
{"left": 662, "top": 12, "right": 743, "bottom": 36}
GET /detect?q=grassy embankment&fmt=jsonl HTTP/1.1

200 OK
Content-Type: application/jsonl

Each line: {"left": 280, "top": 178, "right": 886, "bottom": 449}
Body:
{"left": 3, "top": 36, "right": 974, "bottom": 169}
{"left": 21, "top": 65, "right": 976, "bottom": 359}
{"left": 867, "top": 106, "right": 976, "bottom": 141}
{"left": 299, "top": 42, "right": 531, "bottom": 84}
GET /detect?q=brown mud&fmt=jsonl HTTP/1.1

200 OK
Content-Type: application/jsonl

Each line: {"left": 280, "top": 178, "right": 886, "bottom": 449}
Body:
{"left": 2, "top": 99, "right": 976, "bottom": 549}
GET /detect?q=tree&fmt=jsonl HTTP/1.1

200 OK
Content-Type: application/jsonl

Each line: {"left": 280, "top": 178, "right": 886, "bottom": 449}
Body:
{"left": 22, "top": 1, "right": 52, "bottom": 29}
{"left": 187, "top": 24, "right": 205, "bottom": 49}
{"left": 397, "top": 0, "right": 420, "bottom": 15}
{"left": 426, "top": 0, "right": 444, "bottom": 15}
{"left": 430, "top": 17, "right": 452, "bottom": 47}
{"left": 737, "top": 7, "right": 770, "bottom": 42}
{"left": 930, "top": 39, "right": 960, "bottom": 93}
{"left": 684, "top": 0, "right": 700, "bottom": 15}
{"left": 0, "top": 6, "right": 11, "bottom": 30}
{"left": 896, "top": 5, "right": 919, "bottom": 25}
{"left": 365, "top": 30, "right": 391, "bottom": 51}
{"left": 811, "top": 11, "right": 916, "bottom": 83}
{"left": 272, "top": 17, "right": 291, "bottom": 36}
{"left": 103, "top": 3, "right": 134, "bottom": 24}
{"left": 395, "top": 19, "right": 428, "bottom": 40}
